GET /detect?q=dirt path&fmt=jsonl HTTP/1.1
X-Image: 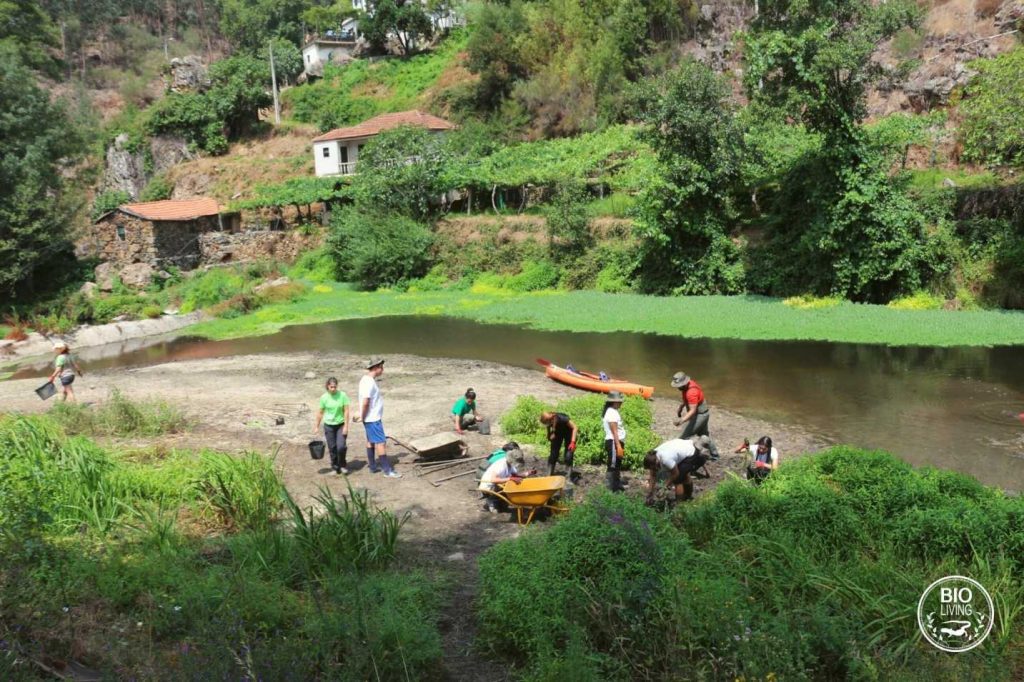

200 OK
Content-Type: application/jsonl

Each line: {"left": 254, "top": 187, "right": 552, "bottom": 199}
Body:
{"left": 0, "top": 352, "right": 827, "bottom": 679}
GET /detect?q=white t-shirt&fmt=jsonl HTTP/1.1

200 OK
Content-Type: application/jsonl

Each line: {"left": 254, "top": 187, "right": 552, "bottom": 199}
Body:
{"left": 655, "top": 439, "right": 697, "bottom": 471}
{"left": 748, "top": 445, "right": 780, "bottom": 466}
{"left": 602, "top": 407, "right": 626, "bottom": 441}
{"left": 479, "top": 457, "right": 517, "bottom": 491}
{"left": 358, "top": 374, "right": 383, "bottom": 422}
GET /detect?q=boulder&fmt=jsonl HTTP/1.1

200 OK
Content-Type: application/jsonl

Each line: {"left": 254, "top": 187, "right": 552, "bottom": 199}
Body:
{"left": 254, "top": 276, "right": 291, "bottom": 294}
{"left": 95, "top": 262, "right": 116, "bottom": 292}
{"left": 120, "top": 262, "right": 155, "bottom": 289}
{"left": 79, "top": 281, "right": 99, "bottom": 299}
{"left": 996, "top": 1, "right": 1024, "bottom": 30}
{"left": 103, "top": 133, "right": 147, "bottom": 199}
{"left": 168, "top": 56, "right": 210, "bottom": 92}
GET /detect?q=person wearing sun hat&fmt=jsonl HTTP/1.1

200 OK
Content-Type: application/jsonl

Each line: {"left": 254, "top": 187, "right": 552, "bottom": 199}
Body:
{"left": 671, "top": 371, "right": 720, "bottom": 461}
{"left": 356, "top": 357, "right": 401, "bottom": 478}
{"left": 602, "top": 390, "right": 627, "bottom": 492}
{"left": 48, "top": 341, "right": 83, "bottom": 403}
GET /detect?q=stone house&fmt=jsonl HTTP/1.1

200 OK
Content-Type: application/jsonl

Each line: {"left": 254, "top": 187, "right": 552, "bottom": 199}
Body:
{"left": 92, "top": 198, "right": 241, "bottom": 273}
{"left": 312, "top": 110, "right": 455, "bottom": 177}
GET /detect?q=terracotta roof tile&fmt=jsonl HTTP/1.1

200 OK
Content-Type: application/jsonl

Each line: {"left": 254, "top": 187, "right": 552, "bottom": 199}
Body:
{"left": 119, "top": 198, "right": 224, "bottom": 221}
{"left": 312, "top": 110, "right": 455, "bottom": 143}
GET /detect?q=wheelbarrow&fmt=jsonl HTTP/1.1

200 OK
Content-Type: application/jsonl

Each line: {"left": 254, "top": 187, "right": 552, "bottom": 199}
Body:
{"left": 484, "top": 475, "right": 570, "bottom": 525}
{"left": 387, "top": 432, "right": 468, "bottom": 461}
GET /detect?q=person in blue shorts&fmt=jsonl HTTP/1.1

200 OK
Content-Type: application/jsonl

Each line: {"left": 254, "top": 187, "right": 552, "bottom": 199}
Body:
{"left": 356, "top": 358, "right": 401, "bottom": 478}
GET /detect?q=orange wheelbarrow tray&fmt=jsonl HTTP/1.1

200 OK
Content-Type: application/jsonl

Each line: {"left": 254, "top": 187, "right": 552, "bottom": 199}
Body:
{"left": 484, "top": 475, "right": 570, "bottom": 525}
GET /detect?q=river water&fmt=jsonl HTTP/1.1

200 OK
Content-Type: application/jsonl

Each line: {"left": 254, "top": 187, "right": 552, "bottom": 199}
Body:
{"left": 11, "top": 316, "right": 1024, "bottom": 489}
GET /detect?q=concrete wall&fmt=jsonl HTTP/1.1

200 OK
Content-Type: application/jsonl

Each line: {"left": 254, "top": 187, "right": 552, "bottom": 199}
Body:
{"left": 313, "top": 138, "right": 363, "bottom": 176}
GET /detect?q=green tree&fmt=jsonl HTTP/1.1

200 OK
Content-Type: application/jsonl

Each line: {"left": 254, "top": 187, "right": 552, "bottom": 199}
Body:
{"left": 960, "top": 47, "right": 1024, "bottom": 169}
{"left": 328, "top": 208, "right": 434, "bottom": 288}
{"left": 350, "top": 126, "right": 452, "bottom": 220}
{"left": 465, "top": 0, "right": 527, "bottom": 110}
{"left": 208, "top": 54, "right": 272, "bottom": 139}
{"left": 742, "top": 0, "right": 930, "bottom": 301}
{"left": 359, "top": 0, "right": 433, "bottom": 56}
{"left": 0, "top": 0, "right": 58, "bottom": 73}
{"left": 219, "top": 0, "right": 308, "bottom": 51}
{"left": 545, "top": 181, "right": 592, "bottom": 261}
{"left": 300, "top": 2, "right": 356, "bottom": 34}
{"left": 629, "top": 60, "right": 745, "bottom": 294}
{"left": 0, "top": 49, "right": 82, "bottom": 299}
{"left": 269, "top": 37, "right": 302, "bottom": 84}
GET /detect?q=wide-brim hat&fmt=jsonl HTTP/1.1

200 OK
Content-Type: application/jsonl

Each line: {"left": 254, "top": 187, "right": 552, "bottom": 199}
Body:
{"left": 365, "top": 357, "right": 385, "bottom": 369}
{"left": 670, "top": 371, "right": 690, "bottom": 388}
{"left": 692, "top": 435, "right": 711, "bottom": 453}
{"left": 53, "top": 340, "right": 68, "bottom": 350}
{"left": 606, "top": 390, "right": 625, "bottom": 402}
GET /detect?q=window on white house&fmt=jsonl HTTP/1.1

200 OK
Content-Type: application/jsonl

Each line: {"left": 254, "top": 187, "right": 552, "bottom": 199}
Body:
{"left": 322, "top": 146, "right": 330, "bottom": 158}
{"left": 116, "top": 226, "right": 126, "bottom": 241}
{"left": 306, "top": 54, "right": 310, "bottom": 63}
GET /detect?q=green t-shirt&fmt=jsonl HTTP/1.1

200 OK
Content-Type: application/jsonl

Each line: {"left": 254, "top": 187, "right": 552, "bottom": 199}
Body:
{"left": 55, "top": 354, "right": 75, "bottom": 377}
{"left": 319, "top": 390, "right": 350, "bottom": 426}
{"left": 452, "top": 397, "right": 475, "bottom": 417}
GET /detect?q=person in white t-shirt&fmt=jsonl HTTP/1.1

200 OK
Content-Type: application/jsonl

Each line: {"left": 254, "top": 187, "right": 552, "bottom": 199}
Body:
{"left": 356, "top": 358, "right": 401, "bottom": 478}
{"left": 479, "top": 449, "right": 535, "bottom": 513}
{"left": 643, "top": 437, "right": 710, "bottom": 504}
{"left": 602, "top": 391, "right": 627, "bottom": 492}
{"left": 736, "top": 436, "right": 779, "bottom": 484}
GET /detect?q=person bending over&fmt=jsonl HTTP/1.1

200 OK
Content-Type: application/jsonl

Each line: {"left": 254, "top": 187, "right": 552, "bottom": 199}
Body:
{"left": 479, "top": 449, "right": 535, "bottom": 513}
{"left": 540, "top": 411, "right": 578, "bottom": 479}
{"left": 644, "top": 437, "right": 710, "bottom": 505}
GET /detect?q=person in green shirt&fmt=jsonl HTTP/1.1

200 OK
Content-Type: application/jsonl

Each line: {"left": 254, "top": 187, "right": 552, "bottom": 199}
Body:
{"left": 452, "top": 388, "right": 484, "bottom": 434}
{"left": 48, "top": 341, "right": 83, "bottom": 402}
{"left": 314, "top": 376, "right": 350, "bottom": 475}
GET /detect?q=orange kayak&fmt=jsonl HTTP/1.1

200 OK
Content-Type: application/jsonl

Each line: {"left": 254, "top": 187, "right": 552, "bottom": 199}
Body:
{"left": 542, "top": 362, "right": 654, "bottom": 399}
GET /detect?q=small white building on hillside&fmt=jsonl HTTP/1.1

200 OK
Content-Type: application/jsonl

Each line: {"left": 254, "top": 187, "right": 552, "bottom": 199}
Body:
{"left": 312, "top": 110, "right": 455, "bottom": 177}
{"left": 301, "top": 22, "right": 359, "bottom": 78}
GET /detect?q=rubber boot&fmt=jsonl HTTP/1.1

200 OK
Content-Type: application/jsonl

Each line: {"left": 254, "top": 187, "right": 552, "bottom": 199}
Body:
{"left": 606, "top": 470, "right": 617, "bottom": 492}
{"left": 681, "top": 481, "right": 694, "bottom": 501}
{"left": 611, "top": 469, "right": 624, "bottom": 493}
{"left": 566, "top": 466, "right": 575, "bottom": 483}
{"left": 367, "top": 447, "right": 379, "bottom": 473}
{"left": 548, "top": 461, "right": 557, "bottom": 476}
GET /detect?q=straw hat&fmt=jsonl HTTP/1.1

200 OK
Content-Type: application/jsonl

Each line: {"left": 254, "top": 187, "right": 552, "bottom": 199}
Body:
{"left": 365, "top": 358, "right": 385, "bottom": 370}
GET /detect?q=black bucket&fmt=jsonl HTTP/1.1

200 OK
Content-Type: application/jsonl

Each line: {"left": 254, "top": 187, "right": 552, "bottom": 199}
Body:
{"left": 308, "top": 440, "right": 326, "bottom": 460}
{"left": 35, "top": 382, "right": 57, "bottom": 401}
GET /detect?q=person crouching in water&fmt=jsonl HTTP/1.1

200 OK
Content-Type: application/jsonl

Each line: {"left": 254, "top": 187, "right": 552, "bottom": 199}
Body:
{"left": 602, "top": 391, "right": 627, "bottom": 492}
{"left": 314, "top": 376, "right": 350, "bottom": 475}
{"left": 540, "top": 411, "right": 578, "bottom": 479}
{"left": 49, "top": 341, "right": 83, "bottom": 402}
{"left": 737, "top": 436, "right": 779, "bottom": 484}
{"left": 644, "top": 436, "right": 710, "bottom": 505}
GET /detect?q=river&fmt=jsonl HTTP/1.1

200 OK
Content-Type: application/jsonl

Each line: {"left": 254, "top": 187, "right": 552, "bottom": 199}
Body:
{"left": 10, "top": 315, "right": 1024, "bottom": 489}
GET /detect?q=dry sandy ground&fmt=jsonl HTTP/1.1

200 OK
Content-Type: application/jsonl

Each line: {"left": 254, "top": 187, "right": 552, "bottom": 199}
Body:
{"left": 0, "top": 352, "right": 826, "bottom": 680}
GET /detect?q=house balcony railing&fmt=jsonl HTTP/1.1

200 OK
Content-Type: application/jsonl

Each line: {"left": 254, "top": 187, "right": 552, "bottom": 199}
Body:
{"left": 338, "top": 161, "right": 357, "bottom": 175}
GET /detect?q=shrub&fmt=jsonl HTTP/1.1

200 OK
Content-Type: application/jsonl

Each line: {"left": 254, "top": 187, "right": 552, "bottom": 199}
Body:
{"left": 545, "top": 181, "right": 592, "bottom": 260}
{"left": 139, "top": 173, "right": 174, "bottom": 201}
{"left": 507, "top": 259, "right": 559, "bottom": 292}
{"left": 141, "top": 304, "right": 163, "bottom": 318}
{"left": 288, "top": 247, "right": 336, "bottom": 283}
{"left": 887, "top": 291, "right": 945, "bottom": 310}
{"left": 175, "top": 268, "right": 250, "bottom": 312}
{"left": 501, "top": 393, "right": 657, "bottom": 470}
{"left": 92, "top": 190, "right": 131, "bottom": 220}
{"left": 478, "top": 491, "right": 690, "bottom": 674}
{"left": 328, "top": 209, "right": 434, "bottom": 289}
{"left": 960, "top": 47, "right": 1024, "bottom": 168}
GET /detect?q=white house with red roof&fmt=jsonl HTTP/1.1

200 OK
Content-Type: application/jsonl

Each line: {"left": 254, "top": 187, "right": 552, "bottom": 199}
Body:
{"left": 311, "top": 110, "right": 455, "bottom": 177}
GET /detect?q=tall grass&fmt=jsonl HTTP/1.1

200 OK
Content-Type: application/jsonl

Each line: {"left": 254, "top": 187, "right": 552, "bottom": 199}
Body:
{"left": 479, "top": 446, "right": 1024, "bottom": 679}
{"left": 187, "top": 287, "right": 1024, "bottom": 347}
{"left": 0, "top": 412, "right": 443, "bottom": 679}
{"left": 51, "top": 389, "right": 189, "bottom": 437}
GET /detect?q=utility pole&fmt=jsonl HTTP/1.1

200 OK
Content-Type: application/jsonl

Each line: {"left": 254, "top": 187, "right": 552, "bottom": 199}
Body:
{"left": 269, "top": 40, "right": 281, "bottom": 125}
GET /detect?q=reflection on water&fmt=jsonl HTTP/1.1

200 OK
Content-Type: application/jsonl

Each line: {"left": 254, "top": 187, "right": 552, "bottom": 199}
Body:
{"left": 11, "top": 316, "right": 1024, "bottom": 489}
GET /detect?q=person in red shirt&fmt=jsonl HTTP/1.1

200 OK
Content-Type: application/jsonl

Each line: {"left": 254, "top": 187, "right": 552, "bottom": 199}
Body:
{"left": 670, "top": 371, "right": 720, "bottom": 460}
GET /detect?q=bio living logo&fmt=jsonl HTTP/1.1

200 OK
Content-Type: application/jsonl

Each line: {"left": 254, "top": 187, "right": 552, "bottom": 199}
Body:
{"left": 917, "top": 575, "right": 994, "bottom": 652}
